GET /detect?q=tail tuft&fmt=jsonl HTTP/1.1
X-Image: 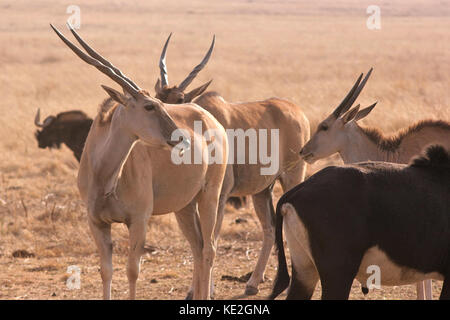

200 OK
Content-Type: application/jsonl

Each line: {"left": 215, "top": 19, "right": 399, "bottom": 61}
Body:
{"left": 268, "top": 201, "right": 291, "bottom": 299}
{"left": 410, "top": 145, "right": 450, "bottom": 168}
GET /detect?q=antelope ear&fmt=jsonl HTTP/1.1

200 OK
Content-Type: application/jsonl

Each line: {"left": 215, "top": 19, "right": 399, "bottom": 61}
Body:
{"left": 184, "top": 80, "right": 213, "bottom": 102}
{"left": 342, "top": 104, "right": 360, "bottom": 124}
{"left": 155, "top": 78, "right": 162, "bottom": 94}
{"left": 101, "top": 85, "right": 128, "bottom": 105}
{"left": 354, "top": 102, "right": 377, "bottom": 122}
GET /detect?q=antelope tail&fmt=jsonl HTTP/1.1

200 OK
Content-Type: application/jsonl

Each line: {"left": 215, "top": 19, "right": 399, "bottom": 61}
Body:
{"left": 268, "top": 199, "right": 291, "bottom": 299}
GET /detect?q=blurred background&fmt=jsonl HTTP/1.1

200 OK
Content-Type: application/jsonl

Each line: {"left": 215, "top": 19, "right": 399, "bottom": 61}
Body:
{"left": 0, "top": 0, "right": 448, "bottom": 299}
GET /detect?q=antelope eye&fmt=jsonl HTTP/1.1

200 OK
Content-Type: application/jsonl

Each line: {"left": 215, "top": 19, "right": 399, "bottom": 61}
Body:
{"left": 319, "top": 124, "right": 328, "bottom": 131}
{"left": 144, "top": 104, "right": 155, "bottom": 111}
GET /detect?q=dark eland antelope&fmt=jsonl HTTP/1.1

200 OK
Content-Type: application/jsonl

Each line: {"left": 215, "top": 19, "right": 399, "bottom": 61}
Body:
{"left": 300, "top": 68, "right": 450, "bottom": 299}
{"left": 271, "top": 145, "right": 450, "bottom": 300}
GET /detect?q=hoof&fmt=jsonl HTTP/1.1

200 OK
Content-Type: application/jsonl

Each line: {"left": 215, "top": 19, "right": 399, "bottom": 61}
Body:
{"left": 245, "top": 286, "right": 259, "bottom": 296}
{"left": 361, "top": 286, "right": 369, "bottom": 295}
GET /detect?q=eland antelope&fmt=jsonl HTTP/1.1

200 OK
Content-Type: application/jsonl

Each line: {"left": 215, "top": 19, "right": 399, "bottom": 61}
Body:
{"left": 34, "top": 109, "right": 93, "bottom": 161}
{"left": 154, "top": 34, "right": 310, "bottom": 296}
{"left": 271, "top": 145, "right": 450, "bottom": 300}
{"left": 300, "top": 69, "right": 450, "bottom": 165}
{"left": 299, "top": 69, "right": 450, "bottom": 299}
{"left": 154, "top": 33, "right": 215, "bottom": 104}
{"left": 154, "top": 34, "right": 247, "bottom": 211}
{"left": 51, "top": 24, "right": 229, "bottom": 300}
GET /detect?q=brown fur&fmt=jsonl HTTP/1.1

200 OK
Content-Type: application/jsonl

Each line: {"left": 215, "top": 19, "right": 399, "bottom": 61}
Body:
{"left": 55, "top": 110, "right": 89, "bottom": 122}
{"left": 35, "top": 109, "right": 93, "bottom": 162}
{"left": 155, "top": 86, "right": 175, "bottom": 103}
{"left": 359, "top": 120, "right": 450, "bottom": 152}
{"left": 98, "top": 97, "right": 118, "bottom": 124}
{"left": 98, "top": 90, "right": 152, "bottom": 124}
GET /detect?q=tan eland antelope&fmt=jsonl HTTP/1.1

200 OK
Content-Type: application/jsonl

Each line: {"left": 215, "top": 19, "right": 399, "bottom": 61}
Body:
{"left": 51, "top": 24, "right": 229, "bottom": 300}
{"left": 154, "top": 32, "right": 215, "bottom": 104}
{"left": 300, "top": 68, "right": 450, "bottom": 299}
{"left": 155, "top": 34, "right": 248, "bottom": 210}
{"left": 154, "top": 34, "right": 310, "bottom": 296}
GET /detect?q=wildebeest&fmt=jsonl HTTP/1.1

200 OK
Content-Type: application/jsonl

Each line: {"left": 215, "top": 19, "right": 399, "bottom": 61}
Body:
{"left": 270, "top": 145, "right": 450, "bottom": 300}
{"left": 52, "top": 24, "right": 229, "bottom": 300}
{"left": 154, "top": 33, "right": 310, "bottom": 295}
{"left": 34, "top": 108, "right": 93, "bottom": 161}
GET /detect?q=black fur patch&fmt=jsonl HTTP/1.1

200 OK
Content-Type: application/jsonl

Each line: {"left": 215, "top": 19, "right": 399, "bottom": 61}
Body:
{"left": 410, "top": 145, "right": 450, "bottom": 168}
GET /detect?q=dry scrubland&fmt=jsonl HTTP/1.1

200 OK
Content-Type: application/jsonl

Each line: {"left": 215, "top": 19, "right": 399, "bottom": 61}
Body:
{"left": 0, "top": 0, "right": 449, "bottom": 299}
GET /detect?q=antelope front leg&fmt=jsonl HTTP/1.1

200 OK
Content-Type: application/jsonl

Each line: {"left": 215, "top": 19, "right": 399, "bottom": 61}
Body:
{"left": 213, "top": 171, "right": 234, "bottom": 244}
{"left": 127, "top": 219, "right": 147, "bottom": 299}
{"left": 246, "top": 187, "right": 275, "bottom": 296}
{"left": 417, "top": 280, "right": 433, "bottom": 300}
{"left": 88, "top": 219, "right": 113, "bottom": 300}
{"left": 175, "top": 204, "right": 203, "bottom": 300}
{"left": 196, "top": 197, "right": 220, "bottom": 300}
{"left": 425, "top": 280, "right": 433, "bottom": 299}
{"left": 416, "top": 281, "right": 425, "bottom": 299}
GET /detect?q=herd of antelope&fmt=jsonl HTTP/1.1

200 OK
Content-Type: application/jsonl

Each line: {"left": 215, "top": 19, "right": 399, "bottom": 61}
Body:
{"left": 33, "top": 23, "right": 450, "bottom": 300}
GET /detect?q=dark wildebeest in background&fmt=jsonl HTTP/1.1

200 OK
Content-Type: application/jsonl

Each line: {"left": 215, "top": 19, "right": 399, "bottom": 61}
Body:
{"left": 34, "top": 108, "right": 94, "bottom": 161}
{"left": 270, "top": 145, "right": 450, "bottom": 300}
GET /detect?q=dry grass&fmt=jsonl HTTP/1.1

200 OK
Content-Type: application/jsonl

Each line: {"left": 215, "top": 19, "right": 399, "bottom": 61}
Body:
{"left": 0, "top": 0, "right": 448, "bottom": 299}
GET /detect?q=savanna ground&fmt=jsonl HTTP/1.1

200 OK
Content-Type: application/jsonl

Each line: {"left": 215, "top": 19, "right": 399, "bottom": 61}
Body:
{"left": 0, "top": 0, "right": 449, "bottom": 300}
